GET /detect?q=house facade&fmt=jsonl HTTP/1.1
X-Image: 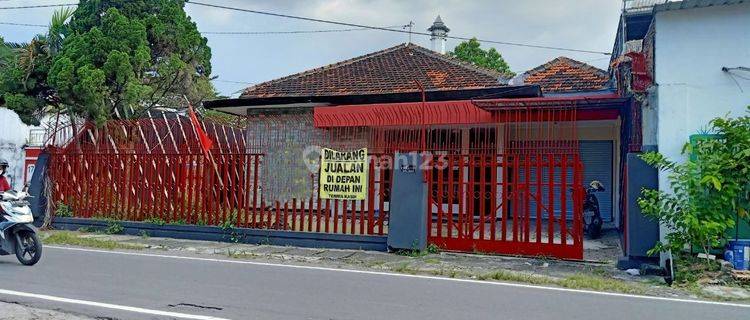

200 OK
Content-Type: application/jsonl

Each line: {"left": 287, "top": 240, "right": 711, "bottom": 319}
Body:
{"left": 206, "top": 40, "right": 634, "bottom": 260}
{"left": 613, "top": 0, "right": 750, "bottom": 266}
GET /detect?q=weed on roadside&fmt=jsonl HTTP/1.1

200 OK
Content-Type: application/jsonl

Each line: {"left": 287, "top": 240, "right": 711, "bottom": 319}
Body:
{"left": 44, "top": 231, "right": 142, "bottom": 250}
{"left": 104, "top": 220, "right": 124, "bottom": 234}
{"left": 392, "top": 262, "right": 417, "bottom": 274}
{"left": 55, "top": 202, "right": 73, "bottom": 217}
{"left": 426, "top": 243, "right": 441, "bottom": 254}
{"left": 77, "top": 226, "right": 96, "bottom": 233}
{"left": 143, "top": 216, "right": 167, "bottom": 226}
{"left": 560, "top": 274, "right": 645, "bottom": 295}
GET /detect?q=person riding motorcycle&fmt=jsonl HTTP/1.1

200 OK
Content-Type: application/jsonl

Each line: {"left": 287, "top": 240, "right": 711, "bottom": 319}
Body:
{"left": 0, "top": 158, "right": 10, "bottom": 193}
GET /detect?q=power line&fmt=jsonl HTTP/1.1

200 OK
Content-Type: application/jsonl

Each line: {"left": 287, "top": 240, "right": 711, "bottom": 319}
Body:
{"left": 1, "top": 1, "right": 612, "bottom": 55}
{"left": 0, "top": 3, "right": 77, "bottom": 9}
{"left": 186, "top": 0, "right": 611, "bottom": 56}
{"left": 203, "top": 25, "right": 403, "bottom": 35}
{"left": 0, "top": 22, "right": 46, "bottom": 27}
{"left": 0, "top": 19, "right": 404, "bottom": 36}
{"left": 212, "top": 79, "right": 255, "bottom": 85}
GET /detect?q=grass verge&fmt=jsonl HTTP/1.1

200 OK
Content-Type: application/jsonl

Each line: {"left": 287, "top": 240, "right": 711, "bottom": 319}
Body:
{"left": 43, "top": 231, "right": 143, "bottom": 250}
{"left": 421, "top": 265, "right": 646, "bottom": 295}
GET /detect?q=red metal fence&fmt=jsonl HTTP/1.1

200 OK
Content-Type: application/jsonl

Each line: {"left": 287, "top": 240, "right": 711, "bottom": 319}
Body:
{"left": 48, "top": 152, "right": 391, "bottom": 235}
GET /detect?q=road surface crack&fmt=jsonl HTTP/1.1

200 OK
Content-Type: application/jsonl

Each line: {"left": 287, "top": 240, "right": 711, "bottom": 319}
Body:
{"left": 167, "top": 303, "right": 223, "bottom": 311}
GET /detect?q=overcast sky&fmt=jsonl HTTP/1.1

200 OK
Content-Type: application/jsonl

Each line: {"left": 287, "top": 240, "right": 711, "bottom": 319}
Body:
{"left": 1, "top": 0, "right": 622, "bottom": 97}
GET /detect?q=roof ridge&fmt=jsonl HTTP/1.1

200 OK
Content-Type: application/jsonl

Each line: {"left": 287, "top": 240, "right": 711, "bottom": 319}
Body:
{"left": 242, "top": 43, "right": 413, "bottom": 96}
{"left": 525, "top": 56, "right": 607, "bottom": 77}
{"left": 242, "top": 43, "right": 508, "bottom": 97}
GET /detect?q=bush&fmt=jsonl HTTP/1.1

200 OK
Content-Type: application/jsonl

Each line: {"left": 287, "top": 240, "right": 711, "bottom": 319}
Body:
{"left": 104, "top": 219, "right": 124, "bottom": 235}
{"left": 639, "top": 107, "right": 750, "bottom": 258}
{"left": 55, "top": 202, "right": 73, "bottom": 217}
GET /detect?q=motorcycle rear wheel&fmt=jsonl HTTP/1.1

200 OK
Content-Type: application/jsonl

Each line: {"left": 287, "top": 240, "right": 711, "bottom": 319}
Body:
{"left": 586, "top": 215, "right": 603, "bottom": 239}
{"left": 15, "top": 231, "right": 42, "bottom": 266}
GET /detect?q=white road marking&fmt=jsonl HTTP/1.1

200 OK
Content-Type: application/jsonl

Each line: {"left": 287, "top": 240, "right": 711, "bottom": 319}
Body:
{"left": 48, "top": 245, "right": 750, "bottom": 309}
{"left": 0, "top": 288, "right": 230, "bottom": 320}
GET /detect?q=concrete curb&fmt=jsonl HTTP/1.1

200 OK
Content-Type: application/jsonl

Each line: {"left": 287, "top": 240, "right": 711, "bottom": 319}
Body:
{"left": 52, "top": 217, "right": 388, "bottom": 251}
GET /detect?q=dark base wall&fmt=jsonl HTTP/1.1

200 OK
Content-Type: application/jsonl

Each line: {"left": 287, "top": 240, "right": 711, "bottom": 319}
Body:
{"left": 621, "top": 149, "right": 660, "bottom": 262}
{"left": 52, "top": 217, "right": 387, "bottom": 251}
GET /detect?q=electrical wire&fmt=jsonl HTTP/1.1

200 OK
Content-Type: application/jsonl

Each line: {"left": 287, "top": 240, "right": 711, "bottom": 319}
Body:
{"left": 1, "top": 1, "right": 612, "bottom": 55}
{"left": 212, "top": 79, "right": 255, "bottom": 85}
{"left": 0, "top": 19, "right": 403, "bottom": 36}
{"left": 202, "top": 25, "right": 403, "bottom": 35}
{"left": 186, "top": 0, "right": 611, "bottom": 55}
{"left": 0, "top": 22, "right": 46, "bottom": 27}
{"left": 0, "top": 3, "right": 77, "bottom": 9}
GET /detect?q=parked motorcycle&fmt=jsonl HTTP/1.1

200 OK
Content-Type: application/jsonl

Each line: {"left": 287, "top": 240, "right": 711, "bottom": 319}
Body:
{"left": 583, "top": 180, "right": 605, "bottom": 239}
{"left": 0, "top": 187, "right": 42, "bottom": 265}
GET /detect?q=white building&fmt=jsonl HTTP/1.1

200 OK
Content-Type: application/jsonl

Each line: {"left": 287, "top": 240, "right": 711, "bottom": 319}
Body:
{"left": 0, "top": 108, "right": 35, "bottom": 190}
{"left": 614, "top": 0, "right": 750, "bottom": 266}
{"left": 650, "top": 1, "right": 750, "bottom": 180}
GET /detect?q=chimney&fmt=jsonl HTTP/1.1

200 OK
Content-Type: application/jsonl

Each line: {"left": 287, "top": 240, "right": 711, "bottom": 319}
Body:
{"left": 427, "top": 15, "right": 449, "bottom": 54}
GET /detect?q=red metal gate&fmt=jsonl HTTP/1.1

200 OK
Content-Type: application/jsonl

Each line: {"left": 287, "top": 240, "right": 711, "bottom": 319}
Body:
{"left": 426, "top": 153, "right": 583, "bottom": 259}
{"left": 424, "top": 106, "right": 585, "bottom": 259}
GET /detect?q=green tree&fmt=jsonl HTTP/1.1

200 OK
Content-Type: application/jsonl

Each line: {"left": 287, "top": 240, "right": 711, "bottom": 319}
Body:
{"left": 449, "top": 38, "right": 514, "bottom": 77}
{"left": 0, "top": 8, "right": 74, "bottom": 125}
{"left": 638, "top": 107, "right": 750, "bottom": 260}
{"left": 48, "top": 0, "right": 214, "bottom": 123}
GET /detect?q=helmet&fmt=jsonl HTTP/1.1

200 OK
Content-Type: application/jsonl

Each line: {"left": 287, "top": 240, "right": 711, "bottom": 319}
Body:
{"left": 589, "top": 180, "right": 605, "bottom": 192}
{"left": 0, "top": 158, "right": 8, "bottom": 167}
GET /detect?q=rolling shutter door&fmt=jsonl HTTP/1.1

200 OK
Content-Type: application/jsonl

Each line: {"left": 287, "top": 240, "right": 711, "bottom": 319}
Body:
{"left": 518, "top": 141, "right": 613, "bottom": 222}
{"left": 579, "top": 141, "right": 613, "bottom": 222}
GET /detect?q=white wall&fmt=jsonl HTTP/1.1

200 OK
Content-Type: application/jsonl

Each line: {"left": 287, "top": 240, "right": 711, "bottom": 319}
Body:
{"left": 655, "top": 3, "right": 750, "bottom": 186}
{"left": 654, "top": 3, "right": 750, "bottom": 185}
{"left": 654, "top": 3, "right": 750, "bottom": 252}
{"left": 0, "top": 107, "right": 29, "bottom": 190}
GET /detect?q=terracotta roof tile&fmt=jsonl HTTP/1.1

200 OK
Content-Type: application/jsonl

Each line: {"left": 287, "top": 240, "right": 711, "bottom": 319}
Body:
{"left": 523, "top": 57, "right": 609, "bottom": 93}
{"left": 240, "top": 43, "right": 506, "bottom": 99}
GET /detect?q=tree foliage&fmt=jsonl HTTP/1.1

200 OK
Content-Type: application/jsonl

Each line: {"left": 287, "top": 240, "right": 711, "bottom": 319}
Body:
{"left": 639, "top": 107, "right": 750, "bottom": 258}
{"left": 203, "top": 109, "right": 247, "bottom": 128}
{"left": 0, "top": 8, "right": 74, "bottom": 125}
{"left": 47, "top": 0, "right": 214, "bottom": 124}
{"left": 449, "top": 38, "right": 514, "bottom": 77}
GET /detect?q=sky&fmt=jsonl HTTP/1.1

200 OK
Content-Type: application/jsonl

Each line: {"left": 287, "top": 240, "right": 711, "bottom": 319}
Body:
{"left": 0, "top": 0, "right": 622, "bottom": 97}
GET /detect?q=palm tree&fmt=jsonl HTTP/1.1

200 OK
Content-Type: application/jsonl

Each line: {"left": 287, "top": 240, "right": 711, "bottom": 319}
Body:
{"left": 0, "top": 8, "right": 73, "bottom": 123}
{"left": 0, "top": 37, "right": 28, "bottom": 65}
{"left": 47, "top": 7, "right": 74, "bottom": 54}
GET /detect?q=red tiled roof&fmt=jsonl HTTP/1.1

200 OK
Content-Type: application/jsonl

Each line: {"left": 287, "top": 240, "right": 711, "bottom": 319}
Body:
{"left": 240, "top": 43, "right": 506, "bottom": 99}
{"left": 523, "top": 57, "right": 609, "bottom": 93}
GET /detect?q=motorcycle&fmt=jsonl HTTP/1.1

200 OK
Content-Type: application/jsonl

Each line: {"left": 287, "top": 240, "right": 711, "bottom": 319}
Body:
{"left": 0, "top": 187, "right": 42, "bottom": 265}
{"left": 583, "top": 180, "right": 605, "bottom": 239}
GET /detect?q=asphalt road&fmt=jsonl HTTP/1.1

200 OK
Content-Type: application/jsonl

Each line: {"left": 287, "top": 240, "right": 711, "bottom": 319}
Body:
{"left": 0, "top": 246, "right": 748, "bottom": 320}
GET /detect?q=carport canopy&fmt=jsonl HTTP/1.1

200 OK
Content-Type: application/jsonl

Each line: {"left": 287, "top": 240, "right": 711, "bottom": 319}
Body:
{"left": 313, "top": 94, "right": 627, "bottom": 128}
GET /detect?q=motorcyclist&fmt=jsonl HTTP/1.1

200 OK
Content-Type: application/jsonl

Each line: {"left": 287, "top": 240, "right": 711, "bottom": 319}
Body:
{"left": 0, "top": 158, "right": 10, "bottom": 193}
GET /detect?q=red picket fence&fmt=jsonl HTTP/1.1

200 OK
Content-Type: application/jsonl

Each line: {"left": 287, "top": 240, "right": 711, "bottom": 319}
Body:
{"left": 48, "top": 152, "right": 391, "bottom": 235}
